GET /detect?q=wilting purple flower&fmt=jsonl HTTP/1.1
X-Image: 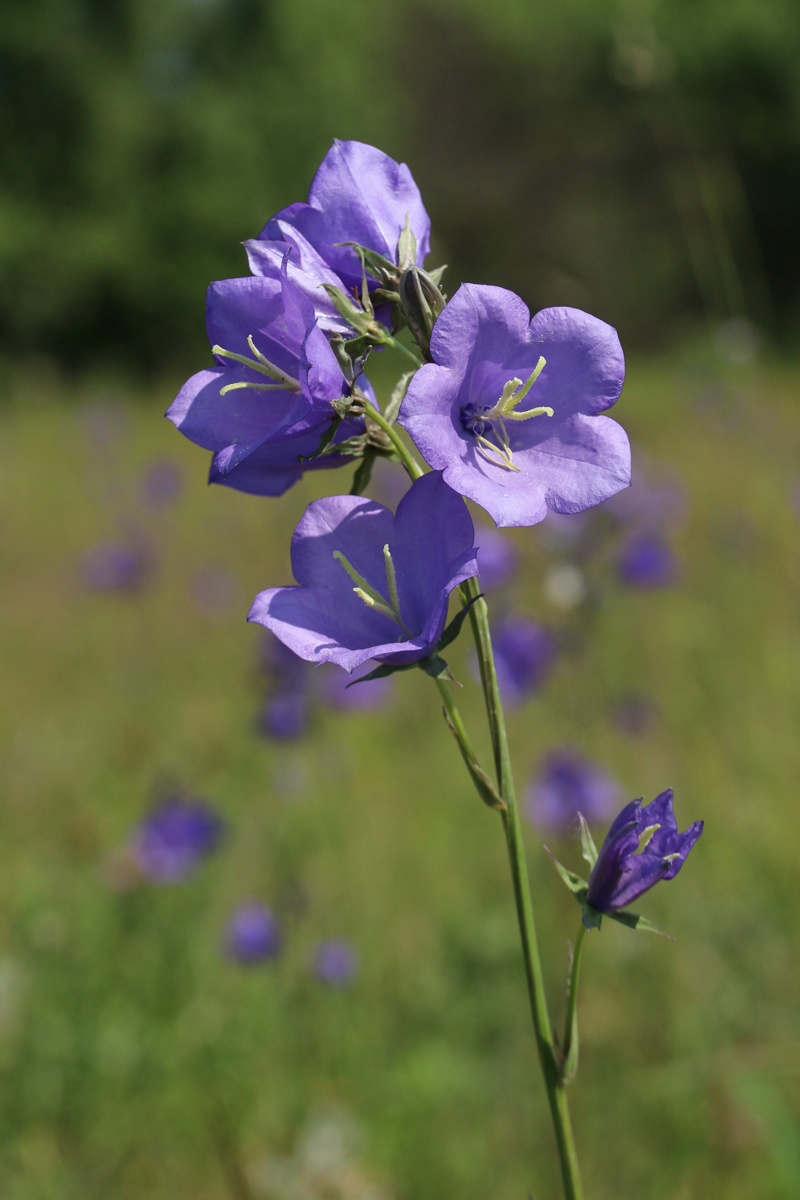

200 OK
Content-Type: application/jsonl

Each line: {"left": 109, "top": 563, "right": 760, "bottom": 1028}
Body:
{"left": 248, "top": 472, "right": 478, "bottom": 674}
{"left": 399, "top": 285, "right": 630, "bottom": 527}
{"left": 314, "top": 939, "right": 358, "bottom": 987}
{"left": 254, "top": 140, "right": 431, "bottom": 298}
{"left": 167, "top": 264, "right": 367, "bottom": 497}
{"left": 491, "top": 617, "right": 558, "bottom": 705}
{"left": 617, "top": 530, "right": 678, "bottom": 588}
{"left": 319, "top": 661, "right": 393, "bottom": 712}
{"left": 527, "top": 749, "right": 620, "bottom": 831}
{"left": 132, "top": 796, "right": 224, "bottom": 883}
{"left": 81, "top": 539, "right": 154, "bottom": 593}
{"left": 475, "top": 525, "right": 518, "bottom": 590}
{"left": 586, "top": 790, "right": 703, "bottom": 912}
{"left": 224, "top": 903, "right": 282, "bottom": 963}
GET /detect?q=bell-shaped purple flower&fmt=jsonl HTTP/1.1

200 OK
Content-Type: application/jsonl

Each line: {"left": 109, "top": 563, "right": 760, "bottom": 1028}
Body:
{"left": 586, "top": 790, "right": 703, "bottom": 913}
{"left": 248, "top": 472, "right": 479, "bottom": 674}
{"left": 491, "top": 617, "right": 558, "bottom": 706}
{"left": 167, "top": 264, "right": 365, "bottom": 496}
{"left": 399, "top": 285, "right": 630, "bottom": 527}
{"left": 256, "top": 139, "right": 431, "bottom": 295}
{"left": 132, "top": 796, "right": 224, "bottom": 884}
{"left": 224, "top": 903, "right": 283, "bottom": 964}
{"left": 527, "top": 749, "right": 620, "bottom": 831}
{"left": 616, "top": 530, "right": 679, "bottom": 588}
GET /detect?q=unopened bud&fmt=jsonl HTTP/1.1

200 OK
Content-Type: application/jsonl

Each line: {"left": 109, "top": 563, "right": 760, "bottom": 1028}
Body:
{"left": 398, "top": 268, "right": 447, "bottom": 361}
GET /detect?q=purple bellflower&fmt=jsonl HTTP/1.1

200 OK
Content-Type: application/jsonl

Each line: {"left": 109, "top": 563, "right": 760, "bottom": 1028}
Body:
{"left": 586, "top": 790, "right": 703, "bottom": 913}
{"left": 314, "top": 939, "right": 359, "bottom": 987}
{"left": 527, "top": 749, "right": 620, "bottom": 832}
{"left": 399, "top": 285, "right": 630, "bottom": 527}
{"left": 253, "top": 140, "right": 431, "bottom": 297}
{"left": 248, "top": 472, "right": 479, "bottom": 674}
{"left": 491, "top": 617, "right": 558, "bottom": 706}
{"left": 224, "top": 903, "right": 282, "bottom": 964}
{"left": 167, "top": 263, "right": 367, "bottom": 497}
{"left": 616, "top": 530, "right": 679, "bottom": 589}
{"left": 132, "top": 796, "right": 224, "bottom": 883}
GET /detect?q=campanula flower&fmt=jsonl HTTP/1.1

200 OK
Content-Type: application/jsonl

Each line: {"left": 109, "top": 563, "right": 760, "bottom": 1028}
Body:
{"left": 224, "top": 904, "right": 282, "bottom": 964}
{"left": 248, "top": 472, "right": 479, "bottom": 673}
{"left": 399, "top": 285, "right": 630, "bottom": 527}
{"left": 586, "top": 790, "right": 703, "bottom": 913}
{"left": 616, "top": 530, "right": 679, "bottom": 588}
{"left": 254, "top": 140, "right": 431, "bottom": 296}
{"left": 314, "top": 939, "right": 358, "bottom": 987}
{"left": 132, "top": 796, "right": 224, "bottom": 883}
{"left": 167, "top": 265, "right": 367, "bottom": 496}
{"left": 527, "top": 749, "right": 620, "bottom": 832}
{"left": 491, "top": 617, "right": 558, "bottom": 706}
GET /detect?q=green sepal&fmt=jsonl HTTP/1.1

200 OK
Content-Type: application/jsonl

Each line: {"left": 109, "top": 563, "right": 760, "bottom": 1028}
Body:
{"left": 580, "top": 903, "right": 603, "bottom": 932}
{"left": 335, "top": 242, "right": 399, "bottom": 288}
{"left": 427, "top": 264, "right": 448, "bottom": 287}
{"left": 345, "top": 650, "right": 454, "bottom": 689}
{"left": 604, "top": 908, "right": 673, "bottom": 939}
{"left": 350, "top": 449, "right": 376, "bottom": 496}
{"left": 397, "top": 216, "right": 418, "bottom": 272}
{"left": 436, "top": 592, "right": 485, "bottom": 654}
{"left": 441, "top": 708, "right": 505, "bottom": 812}
{"left": 383, "top": 370, "right": 415, "bottom": 426}
{"left": 321, "top": 285, "right": 373, "bottom": 335}
{"left": 419, "top": 653, "right": 457, "bottom": 682}
{"left": 544, "top": 847, "right": 589, "bottom": 896}
{"left": 297, "top": 415, "right": 344, "bottom": 462}
{"left": 578, "top": 813, "right": 599, "bottom": 869}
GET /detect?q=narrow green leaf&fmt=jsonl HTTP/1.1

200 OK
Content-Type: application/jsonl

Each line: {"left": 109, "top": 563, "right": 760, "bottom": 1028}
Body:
{"left": 397, "top": 216, "right": 418, "bottom": 272}
{"left": 441, "top": 708, "right": 505, "bottom": 811}
{"left": 436, "top": 593, "right": 485, "bottom": 654}
{"left": 605, "top": 909, "right": 673, "bottom": 939}
{"left": 383, "top": 370, "right": 415, "bottom": 426}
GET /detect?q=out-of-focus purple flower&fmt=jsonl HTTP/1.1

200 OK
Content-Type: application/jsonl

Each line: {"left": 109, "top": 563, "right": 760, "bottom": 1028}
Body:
{"left": 132, "top": 796, "right": 224, "bottom": 883}
{"left": 399, "top": 285, "right": 630, "bottom": 527}
{"left": 258, "top": 690, "right": 310, "bottom": 740}
{"left": 491, "top": 617, "right": 558, "bottom": 706}
{"left": 141, "top": 458, "right": 183, "bottom": 508}
{"left": 586, "top": 790, "right": 703, "bottom": 912}
{"left": 616, "top": 530, "right": 679, "bottom": 588}
{"left": 224, "top": 903, "right": 282, "bottom": 964}
{"left": 319, "top": 661, "right": 393, "bottom": 712}
{"left": 606, "top": 465, "right": 687, "bottom": 530}
{"left": 167, "top": 264, "right": 368, "bottom": 497}
{"left": 254, "top": 140, "right": 431, "bottom": 299}
{"left": 248, "top": 472, "right": 479, "bottom": 674}
{"left": 314, "top": 939, "right": 358, "bottom": 987}
{"left": 475, "top": 525, "right": 518, "bottom": 591}
{"left": 527, "top": 750, "right": 621, "bottom": 832}
{"left": 81, "top": 539, "right": 154, "bottom": 593}
{"left": 612, "top": 693, "right": 659, "bottom": 736}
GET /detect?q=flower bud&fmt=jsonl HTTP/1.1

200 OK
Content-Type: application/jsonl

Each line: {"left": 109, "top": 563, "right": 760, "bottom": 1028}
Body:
{"left": 398, "top": 267, "right": 447, "bottom": 360}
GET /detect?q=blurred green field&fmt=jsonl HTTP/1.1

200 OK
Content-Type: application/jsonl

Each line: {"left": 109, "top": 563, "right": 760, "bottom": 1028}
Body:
{"left": 1, "top": 351, "right": 799, "bottom": 1199}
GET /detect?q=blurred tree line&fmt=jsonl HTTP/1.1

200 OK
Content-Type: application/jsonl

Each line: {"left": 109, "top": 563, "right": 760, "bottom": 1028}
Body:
{"left": 2, "top": 0, "right": 799, "bottom": 376}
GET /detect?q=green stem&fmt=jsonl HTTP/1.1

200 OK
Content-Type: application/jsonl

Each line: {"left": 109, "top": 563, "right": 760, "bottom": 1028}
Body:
{"left": 461, "top": 575, "right": 584, "bottom": 1200}
{"left": 362, "top": 402, "right": 423, "bottom": 480}
{"left": 560, "top": 924, "right": 587, "bottom": 1086}
{"left": 377, "top": 331, "right": 424, "bottom": 368}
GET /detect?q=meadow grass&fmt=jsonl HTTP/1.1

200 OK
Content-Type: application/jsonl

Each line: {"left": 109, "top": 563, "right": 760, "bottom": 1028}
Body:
{"left": 0, "top": 351, "right": 798, "bottom": 1198}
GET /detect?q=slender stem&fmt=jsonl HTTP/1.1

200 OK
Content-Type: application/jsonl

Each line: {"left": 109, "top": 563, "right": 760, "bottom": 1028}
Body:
{"left": 362, "top": 401, "right": 423, "bottom": 480}
{"left": 462, "top": 575, "right": 585, "bottom": 1200}
{"left": 377, "top": 331, "right": 424, "bottom": 368}
{"left": 561, "top": 924, "right": 587, "bottom": 1085}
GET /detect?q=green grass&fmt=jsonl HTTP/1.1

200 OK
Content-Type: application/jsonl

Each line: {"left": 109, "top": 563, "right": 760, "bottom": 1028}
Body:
{"left": 0, "top": 352, "right": 799, "bottom": 1199}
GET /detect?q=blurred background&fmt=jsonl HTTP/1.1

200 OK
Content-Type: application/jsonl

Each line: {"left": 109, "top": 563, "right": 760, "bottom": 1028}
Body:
{"left": 2, "top": 1, "right": 800, "bottom": 1197}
